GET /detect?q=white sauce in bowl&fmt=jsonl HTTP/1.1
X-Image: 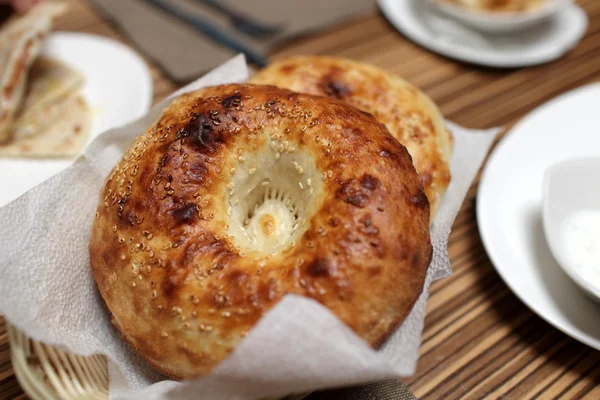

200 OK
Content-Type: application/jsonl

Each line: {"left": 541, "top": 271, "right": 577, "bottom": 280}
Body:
{"left": 562, "top": 210, "right": 600, "bottom": 292}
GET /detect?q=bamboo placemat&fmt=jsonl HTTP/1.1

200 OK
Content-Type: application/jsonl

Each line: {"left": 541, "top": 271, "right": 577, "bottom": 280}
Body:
{"left": 1, "top": 0, "right": 600, "bottom": 398}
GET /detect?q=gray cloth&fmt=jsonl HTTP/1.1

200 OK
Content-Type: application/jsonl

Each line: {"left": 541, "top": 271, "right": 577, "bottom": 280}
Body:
{"left": 308, "top": 379, "right": 418, "bottom": 400}
{"left": 89, "top": 0, "right": 377, "bottom": 81}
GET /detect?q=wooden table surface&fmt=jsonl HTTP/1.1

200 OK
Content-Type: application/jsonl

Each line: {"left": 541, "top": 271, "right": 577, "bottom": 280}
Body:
{"left": 2, "top": 0, "right": 600, "bottom": 399}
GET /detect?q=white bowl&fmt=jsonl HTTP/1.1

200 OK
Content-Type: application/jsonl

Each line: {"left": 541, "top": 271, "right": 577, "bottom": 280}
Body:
{"left": 542, "top": 158, "right": 600, "bottom": 303}
{"left": 427, "top": 0, "right": 573, "bottom": 34}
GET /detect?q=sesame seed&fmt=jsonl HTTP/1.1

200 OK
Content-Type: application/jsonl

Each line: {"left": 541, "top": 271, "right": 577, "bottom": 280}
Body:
{"left": 161, "top": 331, "right": 168, "bottom": 338}
{"left": 299, "top": 182, "right": 304, "bottom": 190}
{"left": 230, "top": 167, "right": 236, "bottom": 174}
{"left": 171, "top": 306, "right": 183, "bottom": 315}
{"left": 248, "top": 168, "right": 256, "bottom": 175}
{"left": 152, "top": 290, "right": 157, "bottom": 299}
{"left": 130, "top": 282, "right": 136, "bottom": 287}
{"left": 120, "top": 254, "right": 126, "bottom": 261}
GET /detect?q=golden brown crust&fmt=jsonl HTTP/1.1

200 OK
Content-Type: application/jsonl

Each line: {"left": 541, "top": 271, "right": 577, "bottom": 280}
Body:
{"left": 249, "top": 56, "right": 453, "bottom": 221}
{"left": 89, "top": 84, "right": 432, "bottom": 379}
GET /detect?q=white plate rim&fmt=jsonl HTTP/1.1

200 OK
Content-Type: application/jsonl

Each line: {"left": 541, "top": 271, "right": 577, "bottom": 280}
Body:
{"left": 378, "top": 0, "right": 588, "bottom": 68}
{"left": 476, "top": 82, "right": 600, "bottom": 351}
{"left": 49, "top": 31, "right": 154, "bottom": 120}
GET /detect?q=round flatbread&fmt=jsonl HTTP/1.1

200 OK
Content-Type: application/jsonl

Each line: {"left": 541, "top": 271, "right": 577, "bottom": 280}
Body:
{"left": 250, "top": 56, "right": 453, "bottom": 221}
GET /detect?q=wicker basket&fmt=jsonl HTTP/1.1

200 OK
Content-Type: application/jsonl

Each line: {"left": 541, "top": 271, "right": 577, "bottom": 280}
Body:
{"left": 8, "top": 323, "right": 109, "bottom": 399}
{"left": 8, "top": 322, "right": 309, "bottom": 400}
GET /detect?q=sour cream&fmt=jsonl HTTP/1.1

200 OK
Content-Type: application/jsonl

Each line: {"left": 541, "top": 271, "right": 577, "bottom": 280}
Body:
{"left": 562, "top": 209, "right": 600, "bottom": 292}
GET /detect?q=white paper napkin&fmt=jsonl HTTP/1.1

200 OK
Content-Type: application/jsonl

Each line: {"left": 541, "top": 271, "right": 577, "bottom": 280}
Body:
{"left": 0, "top": 55, "right": 499, "bottom": 400}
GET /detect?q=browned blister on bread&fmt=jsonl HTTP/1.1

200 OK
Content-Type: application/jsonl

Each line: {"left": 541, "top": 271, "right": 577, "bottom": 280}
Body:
{"left": 90, "top": 84, "right": 432, "bottom": 379}
{"left": 250, "top": 56, "right": 453, "bottom": 222}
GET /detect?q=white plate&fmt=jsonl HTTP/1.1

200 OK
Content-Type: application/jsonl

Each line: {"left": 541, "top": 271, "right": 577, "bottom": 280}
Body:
{"left": 0, "top": 32, "right": 153, "bottom": 207}
{"left": 477, "top": 83, "right": 600, "bottom": 351}
{"left": 378, "top": 0, "right": 588, "bottom": 68}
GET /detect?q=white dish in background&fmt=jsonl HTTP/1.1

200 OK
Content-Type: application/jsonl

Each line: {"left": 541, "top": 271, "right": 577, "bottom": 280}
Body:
{"left": 543, "top": 158, "right": 600, "bottom": 303}
{"left": 477, "top": 83, "right": 600, "bottom": 351}
{"left": 427, "top": 0, "right": 572, "bottom": 34}
{"left": 0, "top": 32, "right": 153, "bottom": 207}
{"left": 378, "top": 0, "right": 588, "bottom": 68}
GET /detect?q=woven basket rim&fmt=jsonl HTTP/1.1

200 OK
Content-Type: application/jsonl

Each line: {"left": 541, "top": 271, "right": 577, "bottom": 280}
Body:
{"left": 8, "top": 322, "right": 310, "bottom": 400}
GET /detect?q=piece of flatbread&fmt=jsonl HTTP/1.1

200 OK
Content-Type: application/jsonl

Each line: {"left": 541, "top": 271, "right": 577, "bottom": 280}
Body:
{"left": 0, "top": 93, "right": 92, "bottom": 158}
{"left": 250, "top": 56, "right": 453, "bottom": 222}
{"left": 0, "top": 2, "right": 67, "bottom": 143}
{"left": 11, "top": 56, "right": 84, "bottom": 141}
